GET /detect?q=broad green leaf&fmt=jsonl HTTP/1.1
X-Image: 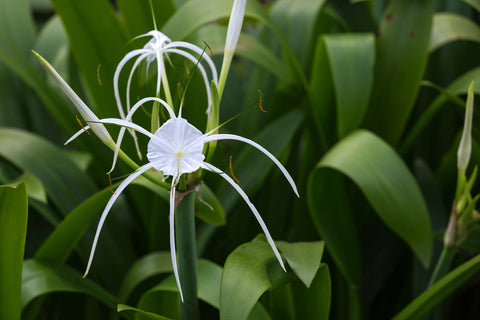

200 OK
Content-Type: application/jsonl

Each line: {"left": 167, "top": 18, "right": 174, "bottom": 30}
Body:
{"left": 0, "top": 30, "right": 76, "bottom": 133}
{"left": 21, "top": 259, "right": 117, "bottom": 310}
{"left": 276, "top": 241, "right": 325, "bottom": 288}
{"left": 0, "top": 0, "right": 35, "bottom": 52}
{"left": 323, "top": 33, "right": 375, "bottom": 138}
{"left": 162, "top": 0, "right": 274, "bottom": 41}
{"left": 118, "top": 252, "right": 172, "bottom": 301}
{"left": 34, "top": 185, "right": 118, "bottom": 263}
{"left": 429, "top": 13, "right": 480, "bottom": 52}
{"left": 11, "top": 173, "right": 47, "bottom": 203}
{"left": 309, "top": 130, "right": 433, "bottom": 268}
{"left": 0, "top": 128, "right": 97, "bottom": 214}
{"left": 220, "top": 235, "right": 286, "bottom": 320}
{"left": 50, "top": 0, "right": 128, "bottom": 117}
{"left": 463, "top": 0, "right": 480, "bottom": 12}
{"left": 192, "top": 24, "right": 289, "bottom": 80}
{"left": 308, "top": 167, "right": 362, "bottom": 285}
{"left": 117, "top": 0, "right": 176, "bottom": 38}
{"left": 0, "top": 182, "right": 28, "bottom": 320}
{"left": 291, "top": 264, "right": 331, "bottom": 320}
{"left": 394, "top": 253, "right": 480, "bottom": 320}
{"left": 118, "top": 304, "right": 173, "bottom": 320}
{"left": 363, "top": 0, "right": 433, "bottom": 145}
{"left": 269, "top": 0, "right": 327, "bottom": 72}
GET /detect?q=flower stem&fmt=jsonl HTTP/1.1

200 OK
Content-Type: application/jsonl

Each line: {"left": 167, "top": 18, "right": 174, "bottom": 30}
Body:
{"left": 427, "top": 246, "right": 456, "bottom": 287}
{"left": 176, "top": 191, "right": 199, "bottom": 319}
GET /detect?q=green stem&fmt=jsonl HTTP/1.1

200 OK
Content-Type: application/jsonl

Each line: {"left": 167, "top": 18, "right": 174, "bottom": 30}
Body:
{"left": 176, "top": 191, "right": 199, "bottom": 319}
{"left": 217, "top": 52, "right": 233, "bottom": 100}
{"left": 428, "top": 246, "right": 456, "bottom": 287}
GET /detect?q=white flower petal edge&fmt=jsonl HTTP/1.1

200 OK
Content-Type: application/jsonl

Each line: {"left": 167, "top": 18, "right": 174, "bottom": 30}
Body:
{"left": 202, "top": 161, "right": 286, "bottom": 271}
{"left": 203, "top": 134, "right": 299, "bottom": 197}
{"left": 83, "top": 162, "right": 154, "bottom": 277}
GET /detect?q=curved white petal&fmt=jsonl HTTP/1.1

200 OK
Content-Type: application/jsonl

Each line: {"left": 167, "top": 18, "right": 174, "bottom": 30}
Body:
{"left": 64, "top": 126, "right": 90, "bottom": 145}
{"left": 163, "top": 41, "right": 218, "bottom": 83}
{"left": 113, "top": 48, "right": 150, "bottom": 118}
{"left": 84, "top": 163, "right": 153, "bottom": 276}
{"left": 203, "top": 134, "right": 299, "bottom": 197}
{"left": 95, "top": 118, "right": 155, "bottom": 140}
{"left": 164, "top": 48, "right": 213, "bottom": 112}
{"left": 169, "top": 176, "right": 184, "bottom": 301}
{"left": 126, "top": 52, "right": 151, "bottom": 112}
{"left": 202, "top": 161, "right": 286, "bottom": 271}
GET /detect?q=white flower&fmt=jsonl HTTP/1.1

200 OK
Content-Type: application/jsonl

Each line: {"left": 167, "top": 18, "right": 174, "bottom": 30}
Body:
{"left": 80, "top": 99, "right": 299, "bottom": 302}
{"left": 114, "top": 30, "right": 218, "bottom": 117}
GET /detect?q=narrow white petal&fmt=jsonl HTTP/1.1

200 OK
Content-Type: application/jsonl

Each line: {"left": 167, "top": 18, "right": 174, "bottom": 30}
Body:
{"left": 84, "top": 163, "right": 153, "bottom": 276}
{"left": 163, "top": 41, "right": 218, "bottom": 83}
{"left": 126, "top": 52, "right": 151, "bottom": 113}
{"left": 64, "top": 126, "right": 90, "bottom": 145}
{"left": 165, "top": 48, "right": 213, "bottom": 112}
{"left": 202, "top": 162, "right": 286, "bottom": 271}
{"left": 113, "top": 49, "right": 150, "bottom": 119}
{"left": 203, "top": 134, "right": 299, "bottom": 197}
{"left": 169, "top": 177, "right": 184, "bottom": 301}
{"left": 94, "top": 118, "right": 155, "bottom": 140}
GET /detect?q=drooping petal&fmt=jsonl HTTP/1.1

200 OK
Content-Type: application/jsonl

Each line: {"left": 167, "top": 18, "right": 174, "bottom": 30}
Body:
{"left": 95, "top": 118, "right": 156, "bottom": 141}
{"left": 64, "top": 126, "right": 90, "bottom": 145}
{"left": 113, "top": 48, "right": 150, "bottom": 118}
{"left": 201, "top": 161, "right": 286, "bottom": 271}
{"left": 169, "top": 176, "right": 184, "bottom": 301}
{"left": 84, "top": 163, "right": 154, "bottom": 277}
{"left": 203, "top": 134, "right": 299, "bottom": 197}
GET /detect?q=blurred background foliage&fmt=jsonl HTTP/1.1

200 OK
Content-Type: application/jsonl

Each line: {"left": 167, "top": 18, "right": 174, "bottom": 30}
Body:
{"left": 1, "top": 0, "right": 480, "bottom": 319}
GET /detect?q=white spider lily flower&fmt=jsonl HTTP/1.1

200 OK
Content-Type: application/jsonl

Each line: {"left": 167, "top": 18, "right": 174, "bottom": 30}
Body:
{"left": 457, "top": 82, "right": 475, "bottom": 171}
{"left": 218, "top": 0, "right": 247, "bottom": 98}
{"left": 114, "top": 30, "right": 218, "bottom": 117}
{"left": 33, "top": 51, "right": 115, "bottom": 148}
{"left": 82, "top": 100, "right": 299, "bottom": 302}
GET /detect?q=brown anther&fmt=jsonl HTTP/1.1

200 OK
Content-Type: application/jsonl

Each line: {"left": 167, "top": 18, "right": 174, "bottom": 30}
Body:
{"left": 258, "top": 89, "right": 267, "bottom": 112}
{"left": 229, "top": 156, "right": 240, "bottom": 183}
{"left": 107, "top": 173, "right": 115, "bottom": 194}
{"left": 202, "top": 40, "right": 213, "bottom": 58}
{"left": 76, "top": 115, "right": 91, "bottom": 135}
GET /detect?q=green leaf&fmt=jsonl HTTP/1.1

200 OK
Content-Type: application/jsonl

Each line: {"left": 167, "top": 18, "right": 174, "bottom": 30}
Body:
{"left": 34, "top": 185, "right": 118, "bottom": 263}
{"left": 363, "top": 0, "right": 433, "bottom": 145}
{"left": 21, "top": 259, "right": 117, "bottom": 310}
{"left": 0, "top": 182, "right": 28, "bottom": 320}
{"left": 49, "top": 0, "right": 128, "bottom": 117}
{"left": 117, "top": 0, "right": 175, "bottom": 38}
{"left": 323, "top": 33, "right": 375, "bottom": 138}
{"left": 0, "top": 128, "right": 97, "bottom": 214}
{"left": 220, "top": 235, "right": 286, "bottom": 320}
{"left": 429, "top": 13, "right": 480, "bottom": 52}
{"left": 117, "top": 304, "right": 173, "bottom": 320}
{"left": 0, "top": 0, "right": 35, "bottom": 52}
{"left": 276, "top": 241, "right": 325, "bottom": 288}
{"left": 269, "top": 0, "right": 327, "bottom": 71}
{"left": 192, "top": 24, "right": 289, "bottom": 80}
{"left": 308, "top": 167, "right": 362, "bottom": 285}
{"left": 393, "top": 253, "right": 480, "bottom": 320}
{"left": 118, "top": 252, "right": 173, "bottom": 302}
{"left": 309, "top": 130, "right": 433, "bottom": 269}
{"left": 463, "top": 0, "right": 480, "bottom": 12}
